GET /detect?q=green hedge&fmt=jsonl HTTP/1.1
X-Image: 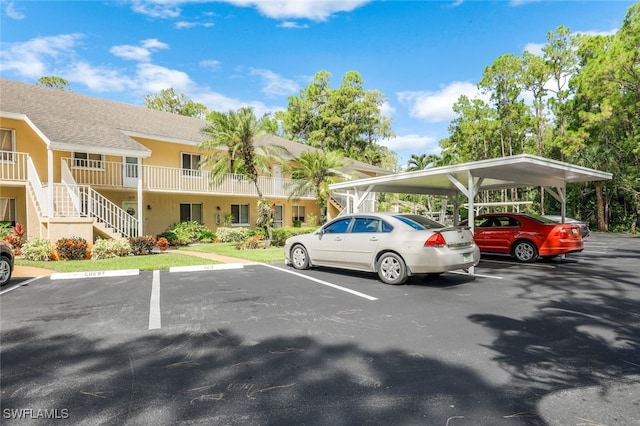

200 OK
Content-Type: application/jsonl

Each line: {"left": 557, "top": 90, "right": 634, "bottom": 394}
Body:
{"left": 271, "top": 226, "right": 316, "bottom": 247}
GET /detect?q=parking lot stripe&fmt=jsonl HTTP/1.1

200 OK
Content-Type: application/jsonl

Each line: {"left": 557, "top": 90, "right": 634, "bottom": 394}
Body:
{"left": 448, "top": 270, "right": 504, "bottom": 279}
{"left": 149, "top": 270, "right": 161, "bottom": 330}
{"left": 262, "top": 264, "right": 378, "bottom": 301}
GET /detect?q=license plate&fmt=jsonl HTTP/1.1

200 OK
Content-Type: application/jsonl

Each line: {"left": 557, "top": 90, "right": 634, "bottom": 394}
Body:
{"left": 462, "top": 253, "right": 471, "bottom": 262}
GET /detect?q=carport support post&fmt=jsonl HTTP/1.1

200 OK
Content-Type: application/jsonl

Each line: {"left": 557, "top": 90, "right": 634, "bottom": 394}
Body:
{"left": 446, "top": 172, "right": 484, "bottom": 275}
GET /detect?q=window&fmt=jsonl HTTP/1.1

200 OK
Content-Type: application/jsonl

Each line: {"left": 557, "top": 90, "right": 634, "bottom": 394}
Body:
{"left": 0, "top": 198, "right": 16, "bottom": 226}
{"left": 323, "top": 218, "right": 351, "bottom": 234}
{"left": 352, "top": 218, "right": 381, "bottom": 233}
{"left": 0, "top": 128, "right": 15, "bottom": 162}
{"left": 73, "top": 152, "right": 103, "bottom": 169}
{"left": 292, "top": 206, "right": 305, "bottom": 224}
{"left": 231, "top": 204, "right": 249, "bottom": 225}
{"left": 181, "top": 153, "right": 201, "bottom": 177}
{"left": 180, "top": 203, "right": 202, "bottom": 223}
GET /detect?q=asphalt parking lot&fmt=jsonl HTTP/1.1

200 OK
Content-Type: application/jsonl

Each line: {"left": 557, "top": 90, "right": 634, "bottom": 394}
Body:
{"left": 1, "top": 233, "right": 639, "bottom": 425}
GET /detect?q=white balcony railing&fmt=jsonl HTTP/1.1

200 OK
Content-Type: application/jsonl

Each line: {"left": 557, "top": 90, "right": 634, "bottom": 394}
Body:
{"left": 0, "top": 150, "right": 28, "bottom": 181}
{"left": 62, "top": 157, "right": 314, "bottom": 198}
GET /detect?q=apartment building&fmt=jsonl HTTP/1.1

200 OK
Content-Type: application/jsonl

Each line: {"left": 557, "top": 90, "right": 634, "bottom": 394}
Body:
{"left": 0, "top": 79, "right": 387, "bottom": 244}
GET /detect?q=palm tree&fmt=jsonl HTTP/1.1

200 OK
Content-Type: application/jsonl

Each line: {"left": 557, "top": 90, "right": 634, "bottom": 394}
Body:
{"left": 199, "top": 107, "right": 280, "bottom": 236}
{"left": 406, "top": 153, "right": 439, "bottom": 171}
{"left": 288, "top": 150, "right": 347, "bottom": 223}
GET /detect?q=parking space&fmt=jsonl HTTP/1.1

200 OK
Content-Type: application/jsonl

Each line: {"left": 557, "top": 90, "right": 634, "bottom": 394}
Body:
{"left": 1, "top": 233, "right": 638, "bottom": 425}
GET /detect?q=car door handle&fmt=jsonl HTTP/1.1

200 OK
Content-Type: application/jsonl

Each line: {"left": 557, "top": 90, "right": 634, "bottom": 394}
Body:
{"left": 369, "top": 237, "right": 379, "bottom": 241}
{"left": 334, "top": 237, "right": 343, "bottom": 241}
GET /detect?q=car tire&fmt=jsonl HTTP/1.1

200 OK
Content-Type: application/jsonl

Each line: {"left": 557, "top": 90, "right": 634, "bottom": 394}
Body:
{"left": 377, "top": 252, "right": 408, "bottom": 285}
{"left": 0, "top": 256, "right": 12, "bottom": 286}
{"left": 290, "top": 244, "right": 310, "bottom": 270}
{"left": 512, "top": 240, "right": 538, "bottom": 263}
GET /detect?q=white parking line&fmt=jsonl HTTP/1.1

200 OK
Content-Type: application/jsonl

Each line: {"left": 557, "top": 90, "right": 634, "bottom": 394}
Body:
{"left": 149, "top": 270, "right": 161, "bottom": 330}
{"left": 50, "top": 269, "right": 139, "bottom": 280}
{"left": 480, "top": 259, "right": 556, "bottom": 269}
{"left": 449, "top": 270, "right": 504, "bottom": 279}
{"left": 0, "top": 276, "right": 44, "bottom": 295}
{"left": 262, "top": 264, "right": 378, "bottom": 301}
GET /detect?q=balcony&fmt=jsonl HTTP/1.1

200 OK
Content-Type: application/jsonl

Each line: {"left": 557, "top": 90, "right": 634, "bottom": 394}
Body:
{"left": 0, "top": 151, "right": 28, "bottom": 182}
{"left": 62, "top": 157, "right": 314, "bottom": 199}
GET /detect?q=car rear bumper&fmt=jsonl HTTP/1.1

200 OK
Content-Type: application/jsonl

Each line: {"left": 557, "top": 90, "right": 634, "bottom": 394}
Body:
{"left": 538, "top": 239, "right": 584, "bottom": 256}
{"left": 404, "top": 245, "right": 480, "bottom": 274}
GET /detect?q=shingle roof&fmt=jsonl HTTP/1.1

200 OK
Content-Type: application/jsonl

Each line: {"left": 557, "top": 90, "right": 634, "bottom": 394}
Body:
{"left": 0, "top": 78, "right": 389, "bottom": 174}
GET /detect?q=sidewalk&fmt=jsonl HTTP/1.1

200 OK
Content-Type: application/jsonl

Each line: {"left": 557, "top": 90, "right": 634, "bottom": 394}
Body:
{"left": 11, "top": 250, "right": 256, "bottom": 279}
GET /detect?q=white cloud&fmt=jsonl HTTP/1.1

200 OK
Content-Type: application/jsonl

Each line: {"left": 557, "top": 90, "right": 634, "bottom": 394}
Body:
{"left": 175, "top": 20, "right": 214, "bottom": 29}
{"left": 66, "top": 62, "right": 134, "bottom": 92}
{"left": 380, "top": 101, "right": 395, "bottom": 118}
{"left": 200, "top": 59, "right": 222, "bottom": 71}
{"left": 3, "top": 1, "right": 25, "bottom": 19}
{"left": 379, "top": 134, "right": 438, "bottom": 153}
{"left": 110, "top": 39, "right": 169, "bottom": 62}
{"left": 278, "top": 21, "right": 309, "bottom": 29}
{"left": 135, "top": 63, "right": 194, "bottom": 93}
{"left": 397, "top": 81, "right": 483, "bottom": 123}
{"left": 523, "top": 42, "right": 544, "bottom": 56}
{"left": 130, "top": 0, "right": 183, "bottom": 18}
{"left": 250, "top": 68, "right": 299, "bottom": 97}
{"left": 0, "top": 34, "right": 83, "bottom": 78}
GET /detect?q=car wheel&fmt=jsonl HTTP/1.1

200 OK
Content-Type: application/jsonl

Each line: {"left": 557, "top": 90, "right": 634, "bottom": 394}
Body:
{"left": 290, "top": 244, "right": 310, "bottom": 270}
{"left": 377, "top": 252, "right": 408, "bottom": 285}
{"left": 512, "top": 241, "right": 538, "bottom": 263}
{"left": 0, "top": 256, "right": 12, "bottom": 286}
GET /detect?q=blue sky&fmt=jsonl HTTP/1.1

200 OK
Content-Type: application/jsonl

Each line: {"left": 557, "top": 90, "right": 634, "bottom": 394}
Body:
{"left": 0, "top": 0, "right": 634, "bottom": 166}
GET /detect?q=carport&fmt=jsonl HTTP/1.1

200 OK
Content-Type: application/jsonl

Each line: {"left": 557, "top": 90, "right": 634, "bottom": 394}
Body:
{"left": 329, "top": 154, "right": 612, "bottom": 272}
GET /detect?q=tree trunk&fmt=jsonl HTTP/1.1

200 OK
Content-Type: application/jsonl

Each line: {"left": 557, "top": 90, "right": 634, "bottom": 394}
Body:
{"left": 595, "top": 181, "right": 607, "bottom": 231}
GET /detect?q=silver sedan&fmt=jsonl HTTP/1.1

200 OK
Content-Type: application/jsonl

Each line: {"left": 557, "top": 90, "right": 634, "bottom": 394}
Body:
{"left": 284, "top": 213, "right": 480, "bottom": 285}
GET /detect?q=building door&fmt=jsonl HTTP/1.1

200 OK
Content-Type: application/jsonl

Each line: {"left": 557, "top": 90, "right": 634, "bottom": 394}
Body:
{"left": 273, "top": 165, "right": 283, "bottom": 195}
{"left": 123, "top": 157, "right": 139, "bottom": 188}
{"left": 273, "top": 204, "right": 283, "bottom": 228}
{"left": 122, "top": 201, "right": 138, "bottom": 220}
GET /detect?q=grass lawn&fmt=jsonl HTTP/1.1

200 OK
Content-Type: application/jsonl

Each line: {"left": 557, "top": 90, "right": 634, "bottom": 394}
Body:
{"left": 16, "top": 252, "right": 221, "bottom": 273}
{"left": 179, "top": 242, "right": 285, "bottom": 264}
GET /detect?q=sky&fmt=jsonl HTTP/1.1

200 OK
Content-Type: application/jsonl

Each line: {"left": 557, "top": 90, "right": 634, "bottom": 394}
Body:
{"left": 0, "top": 0, "right": 635, "bottom": 166}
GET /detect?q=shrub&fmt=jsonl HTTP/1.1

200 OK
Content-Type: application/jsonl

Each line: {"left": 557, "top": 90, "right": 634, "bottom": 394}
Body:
{"left": 156, "top": 230, "right": 183, "bottom": 246}
{"left": 236, "top": 234, "right": 264, "bottom": 250}
{"left": 155, "top": 237, "right": 169, "bottom": 251}
{"left": 215, "top": 227, "right": 251, "bottom": 243}
{"left": 158, "top": 221, "right": 215, "bottom": 245}
{"left": 128, "top": 235, "right": 156, "bottom": 255}
{"left": 22, "top": 238, "right": 53, "bottom": 261}
{"left": 92, "top": 238, "right": 131, "bottom": 260}
{"left": 271, "top": 226, "right": 317, "bottom": 247}
{"left": 198, "top": 229, "right": 216, "bottom": 243}
{"left": 6, "top": 223, "right": 26, "bottom": 255}
{"left": 56, "top": 236, "right": 88, "bottom": 260}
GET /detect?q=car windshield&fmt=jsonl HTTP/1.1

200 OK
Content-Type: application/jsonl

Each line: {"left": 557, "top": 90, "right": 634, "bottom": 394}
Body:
{"left": 397, "top": 214, "right": 446, "bottom": 229}
{"left": 392, "top": 215, "right": 427, "bottom": 230}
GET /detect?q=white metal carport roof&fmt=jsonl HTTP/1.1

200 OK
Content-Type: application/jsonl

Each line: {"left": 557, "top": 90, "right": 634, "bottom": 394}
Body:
{"left": 329, "top": 154, "right": 613, "bottom": 274}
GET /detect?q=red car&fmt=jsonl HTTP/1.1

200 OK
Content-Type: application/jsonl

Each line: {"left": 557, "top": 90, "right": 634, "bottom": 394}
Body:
{"left": 462, "top": 213, "right": 584, "bottom": 262}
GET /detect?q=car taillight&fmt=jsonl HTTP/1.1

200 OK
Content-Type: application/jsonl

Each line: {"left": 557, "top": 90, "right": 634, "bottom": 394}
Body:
{"left": 424, "top": 232, "right": 447, "bottom": 247}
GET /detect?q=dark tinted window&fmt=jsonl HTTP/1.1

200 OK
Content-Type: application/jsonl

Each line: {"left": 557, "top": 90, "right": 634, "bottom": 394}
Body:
{"left": 397, "top": 214, "right": 445, "bottom": 229}
{"left": 394, "top": 215, "right": 426, "bottom": 230}
{"left": 324, "top": 218, "right": 352, "bottom": 234}
{"left": 352, "top": 218, "right": 381, "bottom": 233}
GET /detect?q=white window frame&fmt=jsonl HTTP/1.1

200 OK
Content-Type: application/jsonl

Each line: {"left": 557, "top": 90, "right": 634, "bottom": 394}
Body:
{"left": 0, "top": 128, "right": 15, "bottom": 163}
{"left": 0, "top": 197, "right": 17, "bottom": 225}
{"left": 72, "top": 152, "right": 104, "bottom": 170}
{"left": 230, "top": 203, "right": 250, "bottom": 226}
{"left": 181, "top": 152, "right": 202, "bottom": 177}
{"left": 180, "top": 203, "right": 202, "bottom": 223}
{"left": 292, "top": 205, "right": 306, "bottom": 224}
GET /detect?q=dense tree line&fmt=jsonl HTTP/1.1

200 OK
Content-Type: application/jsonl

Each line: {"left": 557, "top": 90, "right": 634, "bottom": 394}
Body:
{"left": 438, "top": 5, "right": 640, "bottom": 232}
